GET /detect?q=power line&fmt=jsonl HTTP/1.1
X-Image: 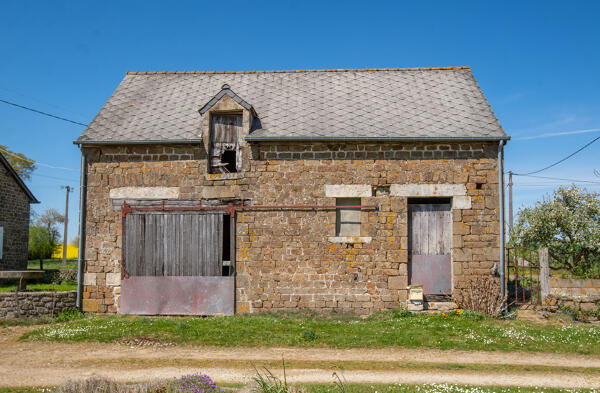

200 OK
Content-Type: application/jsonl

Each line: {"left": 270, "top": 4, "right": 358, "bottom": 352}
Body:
{"left": 513, "top": 135, "right": 600, "bottom": 175}
{"left": 512, "top": 173, "right": 600, "bottom": 184}
{"left": 0, "top": 146, "right": 79, "bottom": 172}
{"left": 0, "top": 84, "right": 88, "bottom": 119}
{"left": 31, "top": 173, "right": 79, "bottom": 182}
{"left": 0, "top": 98, "right": 88, "bottom": 126}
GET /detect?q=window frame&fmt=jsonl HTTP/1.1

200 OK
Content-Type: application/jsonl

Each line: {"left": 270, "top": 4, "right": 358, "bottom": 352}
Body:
{"left": 208, "top": 112, "right": 243, "bottom": 174}
{"left": 335, "top": 198, "right": 362, "bottom": 237}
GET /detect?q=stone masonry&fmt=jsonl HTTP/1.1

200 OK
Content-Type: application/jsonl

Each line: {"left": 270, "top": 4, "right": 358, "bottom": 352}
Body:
{"left": 82, "top": 141, "right": 500, "bottom": 315}
{"left": 0, "top": 291, "right": 76, "bottom": 318}
{"left": 0, "top": 164, "right": 31, "bottom": 270}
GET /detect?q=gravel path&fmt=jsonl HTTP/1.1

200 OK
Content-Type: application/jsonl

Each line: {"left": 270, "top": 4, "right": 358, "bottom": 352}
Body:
{"left": 1, "top": 326, "right": 599, "bottom": 389}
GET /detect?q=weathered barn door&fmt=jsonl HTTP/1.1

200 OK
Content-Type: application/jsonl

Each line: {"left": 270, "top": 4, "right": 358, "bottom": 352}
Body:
{"left": 120, "top": 211, "right": 234, "bottom": 315}
{"left": 408, "top": 202, "right": 452, "bottom": 295}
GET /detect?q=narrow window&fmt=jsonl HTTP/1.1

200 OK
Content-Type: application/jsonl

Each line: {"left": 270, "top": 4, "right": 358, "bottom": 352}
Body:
{"left": 336, "top": 198, "right": 361, "bottom": 236}
{"left": 222, "top": 214, "right": 232, "bottom": 276}
{"left": 210, "top": 113, "right": 242, "bottom": 173}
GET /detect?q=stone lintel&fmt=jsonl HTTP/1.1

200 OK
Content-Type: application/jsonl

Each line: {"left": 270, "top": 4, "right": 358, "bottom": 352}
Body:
{"left": 325, "top": 184, "right": 372, "bottom": 198}
{"left": 109, "top": 187, "right": 180, "bottom": 200}
{"left": 328, "top": 236, "right": 372, "bottom": 244}
{"left": 390, "top": 183, "right": 467, "bottom": 197}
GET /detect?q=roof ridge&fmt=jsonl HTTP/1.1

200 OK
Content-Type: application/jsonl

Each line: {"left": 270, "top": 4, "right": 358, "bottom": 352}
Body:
{"left": 126, "top": 66, "right": 471, "bottom": 75}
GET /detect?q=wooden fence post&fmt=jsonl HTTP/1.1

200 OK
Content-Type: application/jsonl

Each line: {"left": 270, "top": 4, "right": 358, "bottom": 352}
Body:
{"left": 539, "top": 247, "right": 550, "bottom": 304}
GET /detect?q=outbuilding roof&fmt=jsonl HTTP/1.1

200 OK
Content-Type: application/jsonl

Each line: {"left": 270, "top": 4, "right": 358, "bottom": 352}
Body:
{"left": 75, "top": 67, "right": 508, "bottom": 144}
{"left": 0, "top": 152, "right": 39, "bottom": 203}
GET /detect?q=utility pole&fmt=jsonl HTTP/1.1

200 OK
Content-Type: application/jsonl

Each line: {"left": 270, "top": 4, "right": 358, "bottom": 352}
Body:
{"left": 61, "top": 185, "right": 71, "bottom": 266}
{"left": 508, "top": 171, "right": 513, "bottom": 236}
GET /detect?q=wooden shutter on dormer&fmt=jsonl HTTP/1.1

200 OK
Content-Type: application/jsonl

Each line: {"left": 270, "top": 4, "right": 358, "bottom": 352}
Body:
{"left": 210, "top": 114, "right": 242, "bottom": 172}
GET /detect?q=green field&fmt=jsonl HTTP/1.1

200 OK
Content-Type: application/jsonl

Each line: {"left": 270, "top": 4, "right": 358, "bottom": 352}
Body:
{"left": 21, "top": 309, "right": 600, "bottom": 355}
{"left": 27, "top": 258, "right": 77, "bottom": 270}
{"left": 0, "top": 283, "right": 77, "bottom": 292}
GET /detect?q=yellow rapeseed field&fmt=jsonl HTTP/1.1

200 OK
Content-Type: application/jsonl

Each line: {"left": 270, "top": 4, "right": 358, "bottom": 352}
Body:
{"left": 51, "top": 244, "right": 79, "bottom": 259}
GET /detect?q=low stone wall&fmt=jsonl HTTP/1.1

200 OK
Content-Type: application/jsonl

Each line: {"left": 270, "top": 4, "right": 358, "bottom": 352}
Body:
{"left": 0, "top": 291, "right": 76, "bottom": 318}
{"left": 550, "top": 278, "right": 600, "bottom": 297}
{"left": 543, "top": 294, "right": 599, "bottom": 316}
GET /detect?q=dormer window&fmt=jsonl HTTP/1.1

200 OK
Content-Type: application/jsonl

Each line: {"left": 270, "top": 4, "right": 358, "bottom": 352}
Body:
{"left": 210, "top": 113, "right": 242, "bottom": 173}
{"left": 200, "top": 84, "right": 256, "bottom": 177}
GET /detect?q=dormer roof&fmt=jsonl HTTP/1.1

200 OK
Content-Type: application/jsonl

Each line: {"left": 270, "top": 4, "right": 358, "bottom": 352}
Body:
{"left": 199, "top": 84, "right": 255, "bottom": 115}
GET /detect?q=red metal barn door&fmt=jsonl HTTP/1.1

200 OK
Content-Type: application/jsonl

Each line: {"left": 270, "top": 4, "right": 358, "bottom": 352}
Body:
{"left": 408, "top": 202, "right": 452, "bottom": 295}
{"left": 120, "top": 212, "right": 234, "bottom": 315}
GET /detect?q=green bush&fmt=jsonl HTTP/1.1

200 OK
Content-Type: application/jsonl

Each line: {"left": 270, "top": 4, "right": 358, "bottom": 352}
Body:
{"left": 301, "top": 329, "right": 318, "bottom": 341}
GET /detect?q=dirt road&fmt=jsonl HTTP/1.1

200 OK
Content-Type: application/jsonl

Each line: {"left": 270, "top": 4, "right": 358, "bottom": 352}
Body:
{"left": 1, "top": 326, "right": 599, "bottom": 389}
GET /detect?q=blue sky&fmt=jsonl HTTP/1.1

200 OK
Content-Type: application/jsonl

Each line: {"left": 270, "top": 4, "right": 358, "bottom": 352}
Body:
{"left": 1, "top": 1, "right": 599, "bottom": 241}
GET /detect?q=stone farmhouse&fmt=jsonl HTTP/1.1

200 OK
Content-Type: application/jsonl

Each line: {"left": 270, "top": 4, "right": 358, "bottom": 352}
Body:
{"left": 74, "top": 67, "right": 509, "bottom": 315}
{"left": 0, "top": 152, "right": 39, "bottom": 270}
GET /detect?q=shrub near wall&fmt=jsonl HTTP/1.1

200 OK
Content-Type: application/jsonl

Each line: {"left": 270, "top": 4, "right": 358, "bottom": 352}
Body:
{"left": 0, "top": 291, "right": 76, "bottom": 318}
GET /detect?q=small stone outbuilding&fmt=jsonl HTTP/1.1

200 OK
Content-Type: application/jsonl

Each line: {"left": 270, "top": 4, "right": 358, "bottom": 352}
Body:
{"left": 75, "top": 67, "right": 509, "bottom": 315}
{"left": 0, "top": 152, "right": 39, "bottom": 270}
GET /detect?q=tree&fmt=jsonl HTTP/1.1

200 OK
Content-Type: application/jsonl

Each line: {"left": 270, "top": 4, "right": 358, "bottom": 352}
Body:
{"left": 28, "top": 226, "right": 55, "bottom": 260}
{"left": 0, "top": 145, "right": 36, "bottom": 180}
{"left": 28, "top": 208, "right": 65, "bottom": 260}
{"left": 70, "top": 235, "right": 79, "bottom": 247}
{"left": 510, "top": 185, "right": 600, "bottom": 276}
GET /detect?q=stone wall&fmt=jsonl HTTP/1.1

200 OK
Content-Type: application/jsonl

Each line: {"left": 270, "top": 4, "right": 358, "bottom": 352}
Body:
{"left": 549, "top": 278, "right": 600, "bottom": 297}
{"left": 0, "top": 291, "right": 76, "bottom": 318}
{"left": 0, "top": 165, "right": 31, "bottom": 270}
{"left": 82, "top": 141, "right": 501, "bottom": 315}
{"left": 544, "top": 294, "right": 600, "bottom": 315}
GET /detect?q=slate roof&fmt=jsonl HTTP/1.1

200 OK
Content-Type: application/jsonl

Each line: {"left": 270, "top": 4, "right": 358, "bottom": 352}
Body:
{"left": 0, "top": 152, "right": 39, "bottom": 203}
{"left": 75, "top": 67, "right": 508, "bottom": 144}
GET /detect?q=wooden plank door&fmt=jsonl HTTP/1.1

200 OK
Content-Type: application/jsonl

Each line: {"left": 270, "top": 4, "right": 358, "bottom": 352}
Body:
{"left": 121, "top": 212, "right": 233, "bottom": 316}
{"left": 124, "top": 212, "right": 223, "bottom": 277}
{"left": 408, "top": 203, "right": 452, "bottom": 295}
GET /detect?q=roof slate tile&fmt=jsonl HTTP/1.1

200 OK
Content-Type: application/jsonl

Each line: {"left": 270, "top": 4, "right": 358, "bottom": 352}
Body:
{"left": 75, "top": 67, "right": 507, "bottom": 143}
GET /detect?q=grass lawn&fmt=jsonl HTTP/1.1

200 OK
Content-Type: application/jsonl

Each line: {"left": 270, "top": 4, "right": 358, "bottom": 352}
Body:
{"left": 27, "top": 258, "right": 77, "bottom": 270}
{"left": 0, "top": 283, "right": 77, "bottom": 292}
{"left": 303, "top": 383, "right": 600, "bottom": 393}
{"left": 21, "top": 310, "right": 600, "bottom": 355}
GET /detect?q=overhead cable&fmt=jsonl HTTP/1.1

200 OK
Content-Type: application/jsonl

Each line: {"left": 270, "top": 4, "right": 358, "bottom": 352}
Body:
{"left": 0, "top": 98, "right": 88, "bottom": 126}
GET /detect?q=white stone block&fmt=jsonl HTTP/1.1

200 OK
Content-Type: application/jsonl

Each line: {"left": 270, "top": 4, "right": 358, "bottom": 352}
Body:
{"left": 109, "top": 187, "right": 180, "bottom": 200}
{"left": 390, "top": 183, "right": 467, "bottom": 197}
{"left": 83, "top": 273, "right": 96, "bottom": 286}
{"left": 452, "top": 196, "right": 472, "bottom": 209}
{"left": 325, "top": 184, "right": 372, "bottom": 197}
{"left": 106, "top": 273, "right": 121, "bottom": 286}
